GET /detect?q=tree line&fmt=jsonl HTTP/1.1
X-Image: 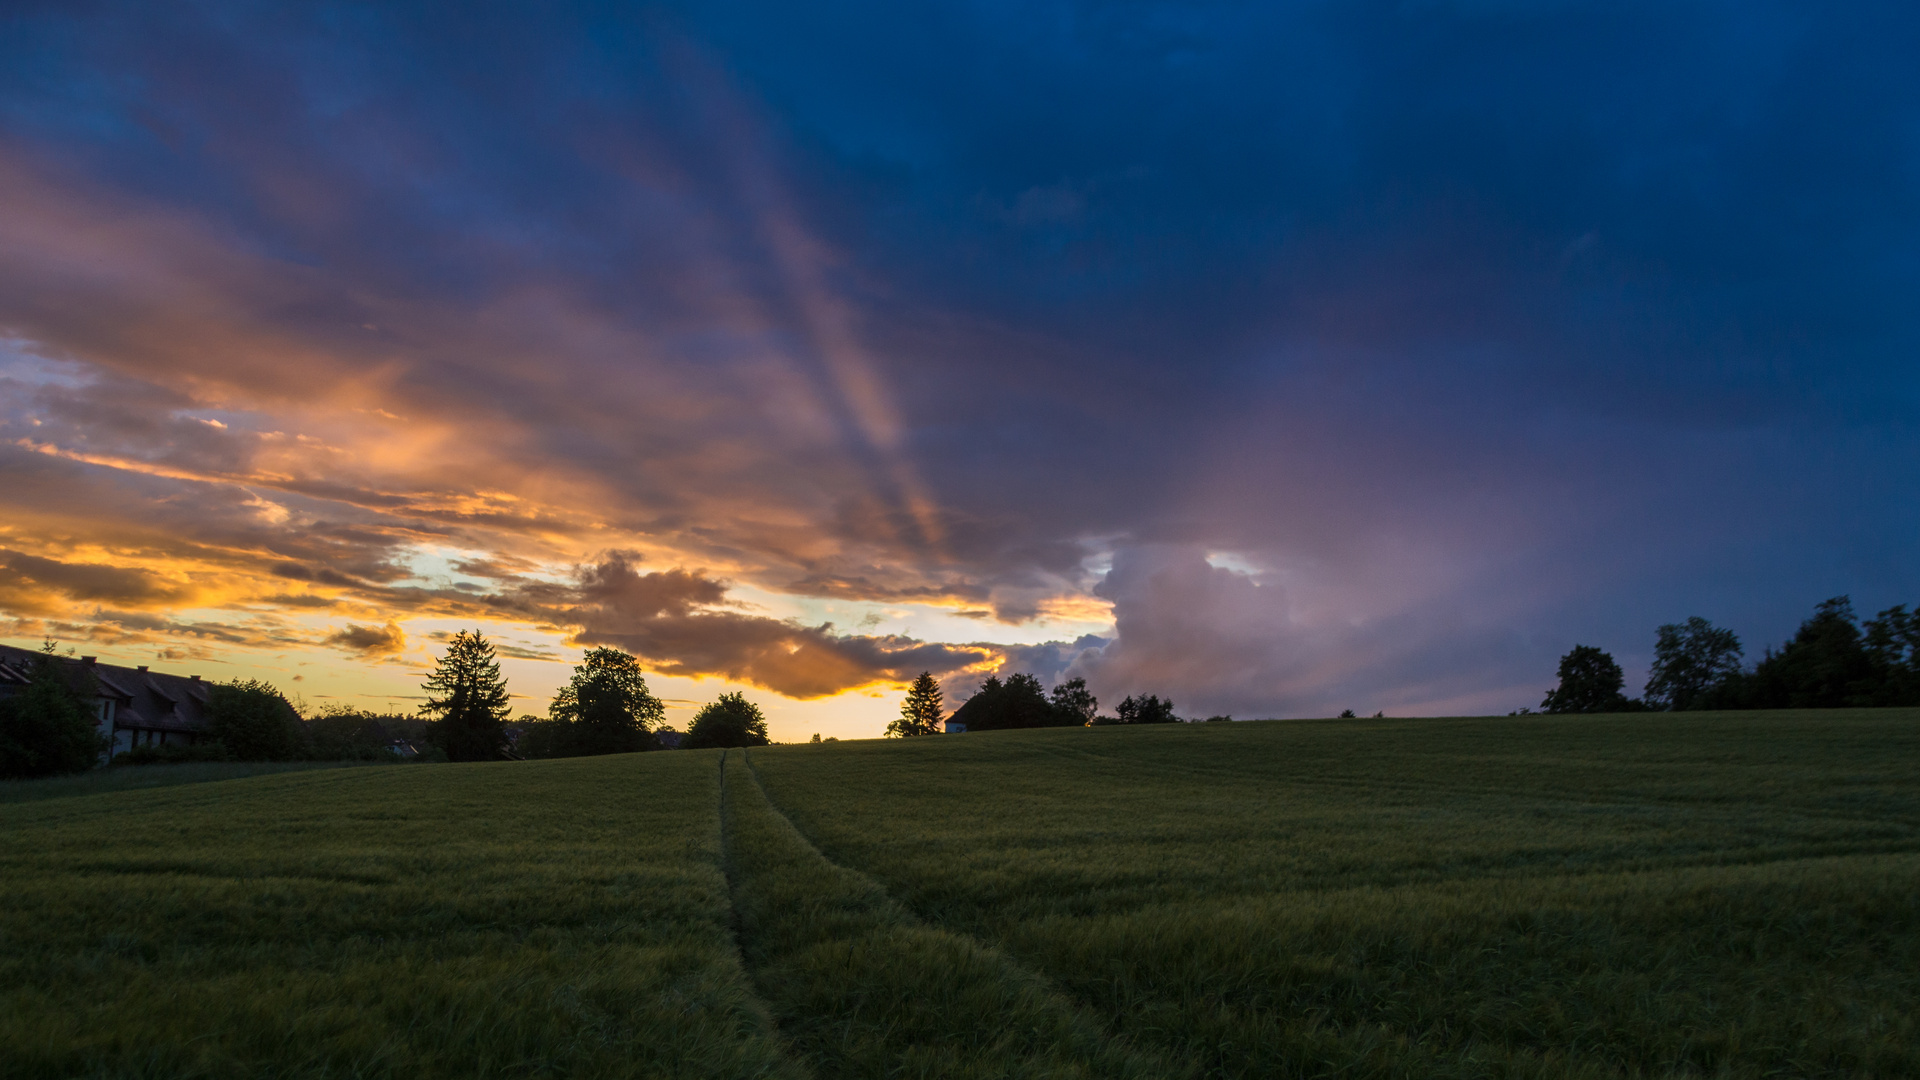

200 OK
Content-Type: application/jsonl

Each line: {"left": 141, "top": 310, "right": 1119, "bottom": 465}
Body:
{"left": 883, "top": 668, "right": 1198, "bottom": 737}
{"left": 1540, "top": 596, "right": 1920, "bottom": 713}
{"left": 0, "top": 631, "right": 773, "bottom": 778}
{"left": 399, "top": 631, "right": 772, "bottom": 761}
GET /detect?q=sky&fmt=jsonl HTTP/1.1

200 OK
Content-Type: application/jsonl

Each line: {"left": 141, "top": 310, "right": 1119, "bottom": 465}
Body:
{"left": 2, "top": 1, "right": 1918, "bottom": 739}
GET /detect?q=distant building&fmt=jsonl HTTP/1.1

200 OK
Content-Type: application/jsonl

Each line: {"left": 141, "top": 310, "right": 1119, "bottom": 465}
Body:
{"left": 0, "top": 644, "right": 216, "bottom": 763}
{"left": 655, "top": 729, "right": 683, "bottom": 749}
{"left": 944, "top": 719, "right": 967, "bottom": 734}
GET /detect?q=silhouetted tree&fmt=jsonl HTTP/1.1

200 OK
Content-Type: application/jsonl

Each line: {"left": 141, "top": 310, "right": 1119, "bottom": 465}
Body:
{"left": 1542, "top": 645, "right": 1637, "bottom": 713}
{"left": 886, "top": 671, "right": 944, "bottom": 737}
{"left": 1644, "top": 617, "right": 1744, "bottom": 711}
{"left": 543, "top": 646, "right": 662, "bottom": 755}
{"left": 947, "top": 673, "right": 1060, "bottom": 730}
{"left": 1737, "top": 597, "right": 1877, "bottom": 709}
{"left": 420, "top": 630, "right": 512, "bottom": 762}
{"left": 1862, "top": 604, "right": 1920, "bottom": 705}
{"left": 1049, "top": 677, "right": 1098, "bottom": 725}
{"left": 306, "top": 709, "right": 420, "bottom": 761}
{"left": 683, "top": 692, "right": 770, "bottom": 749}
{"left": 208, "top": 679, "right": 305, "bottom": 761}
{"left": 1114, "top": 694, "right": 1179, "bottom": 724}
{"left": 0, "top": 642, "right": 103, "bottom": 778}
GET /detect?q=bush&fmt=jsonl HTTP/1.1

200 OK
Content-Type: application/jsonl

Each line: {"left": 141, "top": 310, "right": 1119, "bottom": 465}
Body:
{"left": 0, "top": 647, "right": 105, "bottom": 779}
{"left": 207, "top": 679, "right": 306, "bottom": 761}
{"left": 113, "top": 742, "right": 234, "bottom": 766}
{"left": 306, "top": 710, "right": 421, "bottom": 761}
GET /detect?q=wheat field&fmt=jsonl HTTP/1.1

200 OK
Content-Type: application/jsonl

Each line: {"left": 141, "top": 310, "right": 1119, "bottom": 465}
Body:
{"left": 5, "top": 710, "right": 1918, "bottom": 1077}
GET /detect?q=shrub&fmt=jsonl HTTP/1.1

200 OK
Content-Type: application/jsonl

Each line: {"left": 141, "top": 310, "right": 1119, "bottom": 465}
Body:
{"left": 207, "top": 679, "right": 306, "bottom": 761}
{"left": 0, "top": 647, "right": 105, "bottom": 778}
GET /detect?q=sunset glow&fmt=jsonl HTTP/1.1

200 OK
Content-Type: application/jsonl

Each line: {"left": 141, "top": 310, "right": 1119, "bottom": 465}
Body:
{"left": 4, "top": 4, "right": 1917, "bottom": 737}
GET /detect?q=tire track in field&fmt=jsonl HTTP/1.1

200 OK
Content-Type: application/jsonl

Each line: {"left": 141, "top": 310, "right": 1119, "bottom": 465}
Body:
{"left": 715, "top": 750, "right": 819, "bottom": 1080}
{"left": 721, "top": 749, "right": 1191, "bottom": 1079}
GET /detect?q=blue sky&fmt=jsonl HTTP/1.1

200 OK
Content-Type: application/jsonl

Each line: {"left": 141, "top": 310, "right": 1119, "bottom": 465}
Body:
{"left": 2, "top": 1, "right": 1917, "bottom": 728}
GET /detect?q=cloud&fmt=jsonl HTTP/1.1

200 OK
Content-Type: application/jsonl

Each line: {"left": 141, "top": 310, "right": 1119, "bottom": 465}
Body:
{"left": 0, "top": 549, "right": 198, "bottom": 613}
{"left": 494, "top": 643, "right": 563, "bottom": 661}
{"left": 557, "top": 554, "right": 992, "bottom": 698}
{"left": 1, "top": 3, "right": 1917, "bottom": 722}
{"left": 1065, "top": 546, "right": 1555, "bottom": 718}
{"left": 323, "top": 621, "right": 407, "bottom": 656}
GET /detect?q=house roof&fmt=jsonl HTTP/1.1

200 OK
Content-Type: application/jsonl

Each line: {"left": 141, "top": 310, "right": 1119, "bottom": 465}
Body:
{"left": 0, "top": 644, "right": 213, "bottom": 734}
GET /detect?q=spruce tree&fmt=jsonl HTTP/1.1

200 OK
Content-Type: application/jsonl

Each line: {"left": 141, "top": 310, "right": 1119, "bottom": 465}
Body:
{"left": 420, "top": 630, "right": 511, "bottom": 761}
{"left": 886, "top": 671, "right": 944, "bottom": 737}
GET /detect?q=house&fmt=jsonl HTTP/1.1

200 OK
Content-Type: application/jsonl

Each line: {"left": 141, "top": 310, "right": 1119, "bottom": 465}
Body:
{"left": 944, "top": 719, "right": 967, "bottom": 733}
{"left": 0, "top": 644, "right": 216, "bottom": 763}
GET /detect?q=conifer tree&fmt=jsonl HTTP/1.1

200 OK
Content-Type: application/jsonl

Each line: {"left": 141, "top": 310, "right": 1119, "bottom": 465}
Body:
{"left": 886, "top": 671, "right": 944, "bottom": 737}
{"left": 420, "top": 630, "right": 511, "bottom": 761}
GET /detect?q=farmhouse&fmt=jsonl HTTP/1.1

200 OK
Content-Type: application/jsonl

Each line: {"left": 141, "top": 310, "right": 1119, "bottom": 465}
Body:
{"left": 0, "top": 643, "right": 215, "bottom": 762}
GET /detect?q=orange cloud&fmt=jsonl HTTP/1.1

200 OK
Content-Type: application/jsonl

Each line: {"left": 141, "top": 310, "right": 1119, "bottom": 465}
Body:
{"left": 322, "top": 621, "right": 407, "bottom": 656}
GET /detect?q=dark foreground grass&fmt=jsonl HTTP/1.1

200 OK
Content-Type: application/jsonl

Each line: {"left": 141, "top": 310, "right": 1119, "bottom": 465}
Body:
{"left": 721, "top": 750, "right": 1178, "bottom": 1079}
{"left": 1, "top": 754, "right": 801, "bottom": 1080}
{"left": 750, "top": 710, "right": 1920, "bottom": 1078}
{"left": 8, "top": 712, "right": 1917, "bottom": 1078}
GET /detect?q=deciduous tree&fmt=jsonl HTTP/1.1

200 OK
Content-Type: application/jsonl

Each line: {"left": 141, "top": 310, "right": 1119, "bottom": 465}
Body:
{"left": 1541, "top": 645, "right": 1636, "bottom": 713}
{"left": 544, "top": 646, "right": 662, "bottom": 755}
{"left": 683, "top": 692, "right": 770, "bottom": 749}
{"left": 0, "top": 642, "right": 103, "bottom": 778}
{"left": 1740, "top": 597, "right": 1876, "bottom": 709}
{"left": 1862, "top": 604, "right": 1920, "bottom": 705}
{"left": 1114, "top": 694, "right": 1178, "bottom": 724}
{"left": 208, "top": 679, "right": 305, "bottom": 761}
{"left": 1048, "top": 677, "right": 1098, "bottom": 725}
{"left": 1644, "top": 617, "right": 1744, "bottom": 711}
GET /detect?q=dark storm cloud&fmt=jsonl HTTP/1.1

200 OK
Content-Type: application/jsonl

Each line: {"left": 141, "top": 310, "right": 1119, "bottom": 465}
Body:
{"left": 1063, "top": 546, "right": 1554, "bottom": 719}
{"left": 1, "top": 2, "right": 1917, "bottom": 709}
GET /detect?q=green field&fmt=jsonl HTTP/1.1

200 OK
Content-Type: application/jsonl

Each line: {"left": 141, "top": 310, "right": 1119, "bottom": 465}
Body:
{"left": 6, "top": 712, "right": 1919, "bottom": 1078}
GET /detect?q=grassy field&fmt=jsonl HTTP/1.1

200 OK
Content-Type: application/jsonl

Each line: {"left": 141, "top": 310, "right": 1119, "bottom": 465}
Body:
{"left": 5, "top": 710, "right": 1918, "bottom": 1077}
{"left": 2, "top": 754, "right": 798, "bottom": 1079}
{"left": 0, "top": 761, "right": 377, "bottom": 804}
{"left": 754, "top": 711, "right": 1920, "bottom": 1078}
